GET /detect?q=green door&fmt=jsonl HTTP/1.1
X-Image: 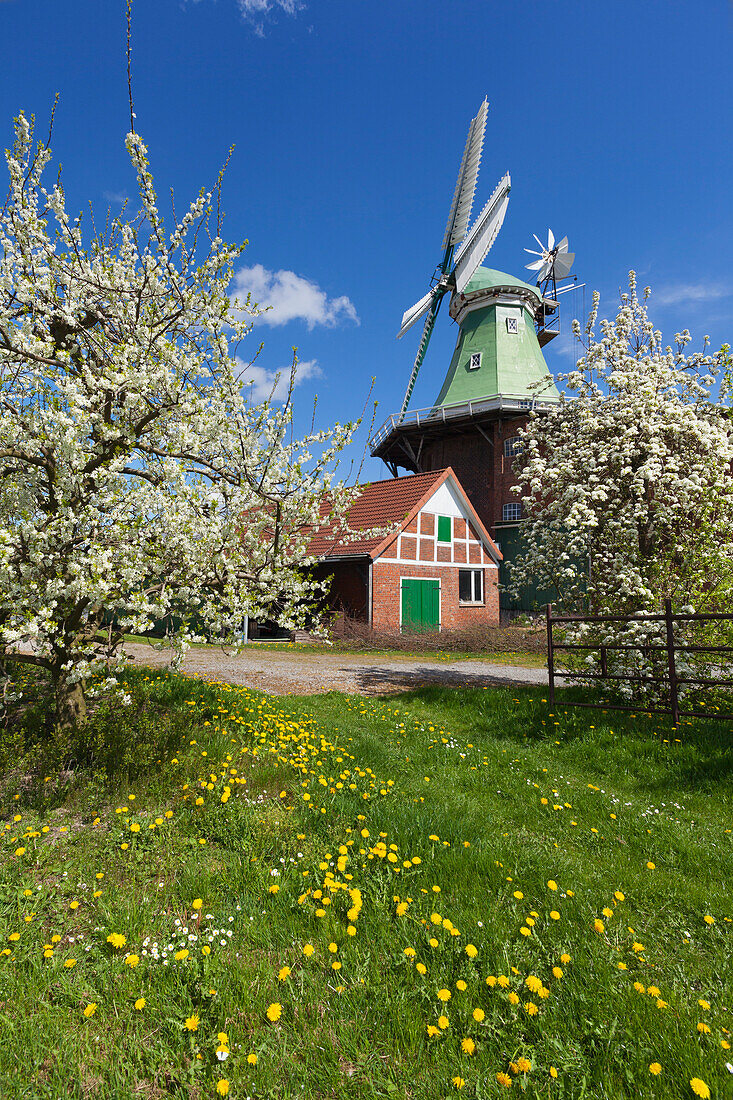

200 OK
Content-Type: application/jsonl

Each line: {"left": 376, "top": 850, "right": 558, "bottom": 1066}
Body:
{"left": 401, "top": 578, "right": 440, "bottom": 632}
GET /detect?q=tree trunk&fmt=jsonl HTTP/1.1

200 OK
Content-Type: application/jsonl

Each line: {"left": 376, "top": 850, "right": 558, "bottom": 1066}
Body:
{"left": 54, "top": 672, "right": 87, "bottom": 728}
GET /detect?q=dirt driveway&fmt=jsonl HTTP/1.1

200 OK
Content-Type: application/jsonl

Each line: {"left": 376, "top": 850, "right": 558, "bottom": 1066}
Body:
{"left": 125, "top": 643, "right": 550, "bottom": 696}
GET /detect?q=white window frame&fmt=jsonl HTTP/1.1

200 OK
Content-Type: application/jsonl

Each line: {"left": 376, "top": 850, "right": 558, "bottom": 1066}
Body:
{"left": 506, "top": 316, "right": 519, "bottom": 334}
{"left": 458, "top": 568, "right": 484, "bottom": 605}
{"left": 468, "top": 352, "right": 482, "bottom": 371}
{"left": 502, "top": 502, "right": 522, "bottom": 523}
{"left": 503, "top": 436, "right": 522, "bottom": 458}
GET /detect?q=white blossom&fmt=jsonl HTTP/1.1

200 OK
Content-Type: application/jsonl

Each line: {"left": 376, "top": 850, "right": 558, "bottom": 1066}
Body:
{"left": 0, "top": 112, "right": 360, "bottom": 724}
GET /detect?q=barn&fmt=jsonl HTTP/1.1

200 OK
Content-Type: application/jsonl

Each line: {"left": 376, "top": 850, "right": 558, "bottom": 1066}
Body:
{"left": 309, "top": 467, "right": 501, "bottom": 633}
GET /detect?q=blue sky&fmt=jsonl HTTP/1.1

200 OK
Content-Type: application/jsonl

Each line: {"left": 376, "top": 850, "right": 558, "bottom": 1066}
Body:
{"left": 1, "top": 0, "right": 730, "bottom": 481}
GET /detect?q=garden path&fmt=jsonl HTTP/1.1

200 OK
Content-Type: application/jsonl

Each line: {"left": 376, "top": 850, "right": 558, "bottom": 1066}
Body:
{"left": 125, "top": 643, "right": 552, "bottom": 696}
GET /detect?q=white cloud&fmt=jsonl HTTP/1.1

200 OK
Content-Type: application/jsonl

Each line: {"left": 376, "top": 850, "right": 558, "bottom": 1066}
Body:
{"left": 103, "top": 190, "right": 128, "bottom": 204}
{"left": 236, "top": 0, "right": 304, "bottom": 35}
{"left": 651, "top": 282, "right": 731, "bottom": 307}
{"left": 231, "top": 264, "right": 359, "bottom": 329}
{"left": 237, "top": 356, "right": 321, "bottom": 403}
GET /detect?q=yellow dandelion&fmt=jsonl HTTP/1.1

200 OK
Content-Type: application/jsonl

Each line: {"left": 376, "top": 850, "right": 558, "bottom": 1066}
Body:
{"left": 472, "top": 1008, "right": 485, "bottom": 1022}
{"left": 689, "top": 1079, "right": 710, "bottom": 1099}
{"left": 649, "top": 1063, "right": 662, "bottom": 1075}
{"left": 83, "top": 1003, "right": 97, "bottom": 1018}
{"left": 461, "top": 1037, "right": 475, "bottom": 1055}
{"left": 134, "top": 998, "right": 146, "bottom": 1010}
{"left": 184, "top": 1015, "right": 199, "bottom": 1031}
{"left": 496, "top": 1071, "right": 512, "bottom": 1087}
{"left": 266, "top": 1002, "right": 282, "bottom": 1022}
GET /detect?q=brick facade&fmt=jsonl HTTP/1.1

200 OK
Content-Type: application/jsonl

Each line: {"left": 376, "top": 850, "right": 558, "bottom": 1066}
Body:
{"left": 312, "top": 468, "right": 502, "bottom": 631}
{"left": 372, "top": 560, "right": 499, "bottom": 631}
{"left": 312, "top": 560, "right": 369, "bottom": 621}
{"left": 418, "top": 415, "right": 529, "bottom": 534}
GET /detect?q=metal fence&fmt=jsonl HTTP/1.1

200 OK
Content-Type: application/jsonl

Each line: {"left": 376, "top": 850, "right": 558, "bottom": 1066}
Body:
{"left": 546, "top": 600, "right": 733, "bottom": 724}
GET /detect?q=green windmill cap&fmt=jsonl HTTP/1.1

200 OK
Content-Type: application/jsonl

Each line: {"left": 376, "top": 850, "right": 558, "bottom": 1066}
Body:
{"left": 433, "top": 267, "right": 559, "bottom": 407}
{"left": 460, "top": 266, "right": 543, "bottom": 299}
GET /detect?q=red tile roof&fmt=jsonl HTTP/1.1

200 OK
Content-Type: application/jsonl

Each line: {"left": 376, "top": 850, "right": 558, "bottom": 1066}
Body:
{"left": 308, "top": 470, "right": 448, "bottom": 559}
{"left": 308, "top": 468, "right": 500, "bottom": 562}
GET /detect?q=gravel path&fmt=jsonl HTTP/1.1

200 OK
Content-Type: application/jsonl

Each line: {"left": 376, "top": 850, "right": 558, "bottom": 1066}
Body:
{"left": 125, "top": 643, "right": 552, "bottom": 696}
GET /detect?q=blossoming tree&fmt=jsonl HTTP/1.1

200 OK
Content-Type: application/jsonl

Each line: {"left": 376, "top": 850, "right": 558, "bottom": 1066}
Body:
{"left": 0, "top": 113, "right": 357, "bottom": 725}
{"left": 511, "top": 273, "right": 733, "bottom": 615}
{"left": 509, "top": 273, "right": 733, "bottom": 694}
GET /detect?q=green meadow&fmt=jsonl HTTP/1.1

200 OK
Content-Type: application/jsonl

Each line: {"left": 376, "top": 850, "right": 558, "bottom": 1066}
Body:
{"left": 1, "top": 668, "right": 731, "bottom": 1099}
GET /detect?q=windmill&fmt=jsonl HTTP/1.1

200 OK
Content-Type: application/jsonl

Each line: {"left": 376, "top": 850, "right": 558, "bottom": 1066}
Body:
{"left": 396, "top": 99, "right": 511, "bottom": 420}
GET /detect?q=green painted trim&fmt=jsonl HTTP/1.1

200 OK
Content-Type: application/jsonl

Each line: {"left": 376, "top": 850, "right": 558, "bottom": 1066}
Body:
{"left": 437, "top": 515, "right": 452, "bottom": 543}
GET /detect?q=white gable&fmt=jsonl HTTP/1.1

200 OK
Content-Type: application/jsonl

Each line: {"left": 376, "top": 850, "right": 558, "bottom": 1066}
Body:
{"left": 421, "top": 479, "right": 468, "bottom": 520}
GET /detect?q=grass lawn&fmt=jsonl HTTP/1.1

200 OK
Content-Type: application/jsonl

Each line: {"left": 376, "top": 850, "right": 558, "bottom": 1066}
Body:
{"left": 1, "top": 669, "right": 732, "bottom": 1099}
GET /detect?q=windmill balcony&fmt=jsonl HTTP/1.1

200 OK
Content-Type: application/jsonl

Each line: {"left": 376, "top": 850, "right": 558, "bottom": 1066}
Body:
{"left": 369, "top": 393, "right": 560, "bottom": 454}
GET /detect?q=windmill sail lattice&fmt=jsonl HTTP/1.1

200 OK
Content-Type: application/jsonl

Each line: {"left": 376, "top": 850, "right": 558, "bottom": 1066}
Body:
{"left": 396, "top": 99, "right": 511, "bottom": 421}
{"left": 442, "top": 98, "right": 488, "bottom": 250}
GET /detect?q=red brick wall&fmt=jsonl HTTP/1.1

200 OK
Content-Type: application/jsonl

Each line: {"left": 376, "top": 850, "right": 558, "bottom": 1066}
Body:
{"left": 312, "top": 561, "right": 369, "bottom": 621}
{"left": 372, "top": 561, "right": 499, "bottom": 630}
{"left": 420, "top": 415, "right": 530, "bottom": 534}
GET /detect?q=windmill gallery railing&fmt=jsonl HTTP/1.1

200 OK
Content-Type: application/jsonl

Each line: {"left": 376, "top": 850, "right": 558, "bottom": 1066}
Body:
{"left": 546, "top": 601, "right": 733, "bottom": 724}
{"left": 369, "top": 394, "right": 559, "bottom": 451}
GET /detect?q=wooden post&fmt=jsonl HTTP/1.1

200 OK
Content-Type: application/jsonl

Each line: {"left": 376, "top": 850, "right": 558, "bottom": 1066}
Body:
{"left": 600, "top": 646, "right": 608, "bottom": 678}
{"left": 546, "top": 603, "right": 555, "bottom": 708}
{"left": 664, "top": 598, "right": 679, "bottom": 727}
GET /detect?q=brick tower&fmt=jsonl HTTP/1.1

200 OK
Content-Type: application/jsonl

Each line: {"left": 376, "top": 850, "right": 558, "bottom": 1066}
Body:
{"left": 370, "top": 265, "right": 560, "bottom": 611}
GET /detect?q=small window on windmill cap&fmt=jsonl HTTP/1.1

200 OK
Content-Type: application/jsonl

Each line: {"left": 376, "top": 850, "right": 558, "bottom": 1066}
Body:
{"left": 468, "top": 352, "right": 481, "bottom": 370}
{"left": 506, "top": 317, "right": 519, "bottom": 334}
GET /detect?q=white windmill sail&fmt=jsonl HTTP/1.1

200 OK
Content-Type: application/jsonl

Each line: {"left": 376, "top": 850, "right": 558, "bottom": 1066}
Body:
{"left": 397, "top": 286, "right": 440, "bottom": 340}
{"left": 453, "top": 173, "right": 511, "bottom": 294}
{"left": 442, "top": 98, "right": 488, "bottom": 249}
{"left": 395, "top": 97, "right": 512, "bottom": 420}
